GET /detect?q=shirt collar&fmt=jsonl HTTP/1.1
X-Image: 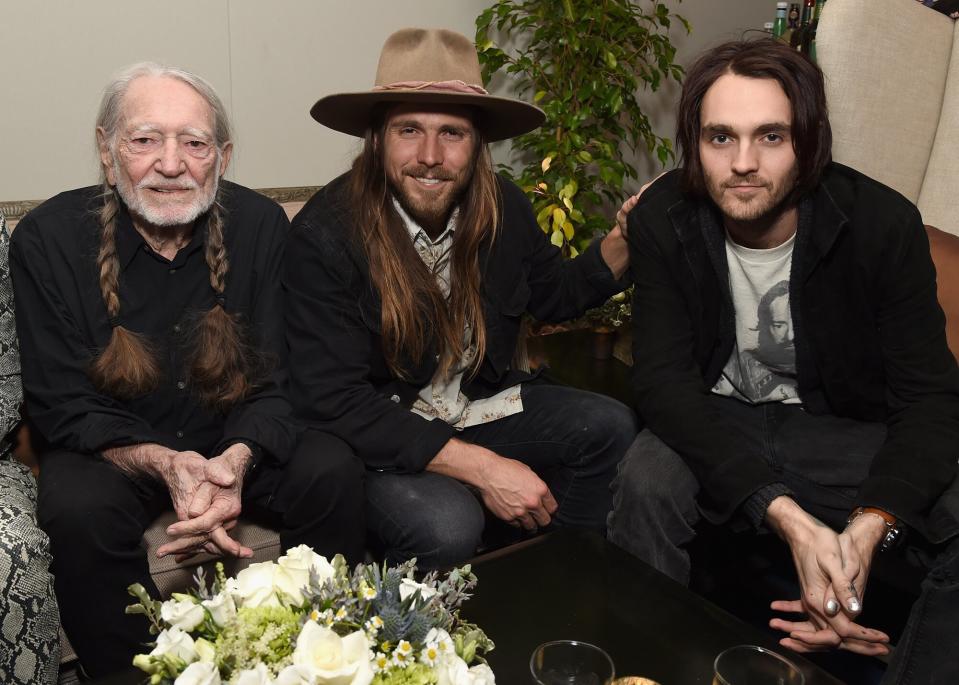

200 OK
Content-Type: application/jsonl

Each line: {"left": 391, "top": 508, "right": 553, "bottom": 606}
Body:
{"left": 115, "top": 199, "right": 207, "bottom": 271}
{"left": 391, "top": 196, "right": 459, "bottom": 246}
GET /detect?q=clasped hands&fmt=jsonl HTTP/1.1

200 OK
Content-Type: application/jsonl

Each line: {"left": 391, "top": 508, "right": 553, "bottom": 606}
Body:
{"left": 153, "top": 443, "right": 255, "bottom": 563}
{"left": 765, "top": 496, "right": 891, "bottom": 657}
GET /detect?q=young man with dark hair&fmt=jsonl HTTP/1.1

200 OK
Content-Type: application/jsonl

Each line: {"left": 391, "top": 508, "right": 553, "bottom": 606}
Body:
{"left": 286, "top": 28, "right": 638, "bottom": 570}
{"left": 608, "top": 39, "right": 959, "bottom": 682}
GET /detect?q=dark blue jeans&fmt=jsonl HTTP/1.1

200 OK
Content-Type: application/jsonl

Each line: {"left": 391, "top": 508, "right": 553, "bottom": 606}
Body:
{"left": 607, "top": 395, "right": 959, "bottom": 683}
{"left": 366, "top": 382, "right": 638, "bottom": 569}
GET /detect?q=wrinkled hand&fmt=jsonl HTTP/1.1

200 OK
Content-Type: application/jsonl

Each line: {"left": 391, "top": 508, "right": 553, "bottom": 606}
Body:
{"left": 157, "top": 444, "right": 254, "bottom": 562}
{"left": 766, "top": 497, "right": 889, "bottom": 656}
{"left": 615, "top": 171, "right": 667, "bottom": 237}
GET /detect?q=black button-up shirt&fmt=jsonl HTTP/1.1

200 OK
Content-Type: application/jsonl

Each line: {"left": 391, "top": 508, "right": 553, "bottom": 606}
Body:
{"left": 10, "top": 181, "right": 296, "bottom": 462}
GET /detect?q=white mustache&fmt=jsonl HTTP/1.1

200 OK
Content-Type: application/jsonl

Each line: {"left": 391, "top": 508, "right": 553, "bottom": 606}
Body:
{"left": 137, "top": 179, "right": 199, "bottom": 191}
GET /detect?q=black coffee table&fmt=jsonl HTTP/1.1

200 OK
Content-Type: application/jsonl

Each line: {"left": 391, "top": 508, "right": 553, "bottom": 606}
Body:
{"left": 93, "top": 529, "right": 844, "bottom": 685}
{"left": 462, "top": 529, "right": 845, "bottom": 684}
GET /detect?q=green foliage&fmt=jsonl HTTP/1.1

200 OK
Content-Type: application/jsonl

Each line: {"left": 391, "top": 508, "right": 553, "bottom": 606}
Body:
{"left": 372, "top": 662, "right": 439, "bottom": 685}
{"left": 476, "top": 0, "right": 688, "bottom": 254}
{"left": 126, "top": 583, "right": 165, "bottom": 635}
{"left": 214, "top": 606, "right": 299, "bottom": 674}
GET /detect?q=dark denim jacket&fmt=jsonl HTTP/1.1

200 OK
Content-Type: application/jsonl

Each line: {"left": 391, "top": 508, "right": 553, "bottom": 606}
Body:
{"left": 629, "top": 163, "right": 959, "bottom": 542}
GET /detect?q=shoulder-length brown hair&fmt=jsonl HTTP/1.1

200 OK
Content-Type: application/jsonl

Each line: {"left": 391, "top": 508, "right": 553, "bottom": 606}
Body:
{"left": 347, "top": 106, "right": 501, "bottom": 381}
{"left": 676, "top": 38, "right": 832, "bottom": 204}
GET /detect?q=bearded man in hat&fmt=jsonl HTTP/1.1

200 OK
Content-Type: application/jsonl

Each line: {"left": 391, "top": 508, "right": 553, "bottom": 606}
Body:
{"left": 10, "top": 62, "right": 364, "bottom": 677}
{"left": 285, "top": 28, "right": 639, "bottom": 568}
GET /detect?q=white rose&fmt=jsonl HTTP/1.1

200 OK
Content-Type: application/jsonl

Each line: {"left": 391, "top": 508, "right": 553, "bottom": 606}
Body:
{"left": 232, "top": 663, "right": 274, "bottom": 685}
{"left": 174, "top": 661, "right": 221, "bottom": 685}
{"left": 161, "top": 594, "right": 205, "bottom": 631}
{"left": 435, "top": 654, "right": 470, "bottom": 685}
{"left": 398, "top": 578, "right": 438, "bottom": 603}
{"left": 276, "top": 545, "right": 335, "bottom": 604}
{"left": 150, "top": 627, "right": 198, "bottom": 664}
{"left": 273, "top": 665, "right": 313, "bottom": 685}
{"left": 435, "top": 654, "right": 495, "bottom": 685}
{"left": 202, "top": 592, "right": 237, "bottom": 627}
{"left": 195, "top": 638, "right": 216, "bottom": 664}
{"left": 466, "top": 663, "right": 495, "bottom": 685}
{"left": 291, "top": 620, "right": 373, "bottom": 685}
{"left": 228, "top": 562, "right": 281, "bottom": 608}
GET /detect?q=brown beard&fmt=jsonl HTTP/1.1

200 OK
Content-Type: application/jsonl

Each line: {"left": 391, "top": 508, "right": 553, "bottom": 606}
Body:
{"left": 388, "top": 163, "right": 472, "bottom": 235}
{"left": 706, "top": 164, "right": 798, "bottom": 224}
{"left": 348, "top": 129, "right": 501, "bottom": 381}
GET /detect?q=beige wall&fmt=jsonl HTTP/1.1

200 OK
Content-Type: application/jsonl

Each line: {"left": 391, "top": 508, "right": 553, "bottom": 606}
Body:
{"left": 0, "top": 0, "right": 775, "bottom": 204}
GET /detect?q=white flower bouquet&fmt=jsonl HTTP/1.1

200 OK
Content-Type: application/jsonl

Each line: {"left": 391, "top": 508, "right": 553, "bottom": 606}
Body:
{"left": 127, "top": 545, "right": 495, "bottom": 685}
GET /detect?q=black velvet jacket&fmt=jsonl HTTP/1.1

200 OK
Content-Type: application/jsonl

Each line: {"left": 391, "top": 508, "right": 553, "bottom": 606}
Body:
{"left": 285, "top": 173, "right": 624, "bottom": 473}
{"left": 628, "top": 163, "right": 959, "bottom": 542}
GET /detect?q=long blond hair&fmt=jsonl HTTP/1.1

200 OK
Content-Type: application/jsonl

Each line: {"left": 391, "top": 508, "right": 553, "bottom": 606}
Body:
{"left": 348, "top": 112, "right": 501, "bottom": 380}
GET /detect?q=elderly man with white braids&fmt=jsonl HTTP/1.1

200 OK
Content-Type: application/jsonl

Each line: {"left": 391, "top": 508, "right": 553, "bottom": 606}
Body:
{"left": 10, "top": 63, "right": 364, "bottom": 677}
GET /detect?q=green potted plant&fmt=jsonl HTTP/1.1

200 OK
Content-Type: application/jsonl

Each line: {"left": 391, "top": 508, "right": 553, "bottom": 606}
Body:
{"left": 475, "top": 0, "right": 688, "bottom": 259}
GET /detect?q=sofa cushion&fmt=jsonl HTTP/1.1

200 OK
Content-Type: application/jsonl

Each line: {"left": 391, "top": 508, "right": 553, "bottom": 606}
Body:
{"left": 818, "top": 0, "right": 953, "bottom": 205}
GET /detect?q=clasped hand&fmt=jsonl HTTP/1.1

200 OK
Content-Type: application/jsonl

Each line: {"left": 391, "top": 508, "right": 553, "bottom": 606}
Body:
{"left": 155, "top": 443, "right": 254, "bottom": 563}
{"left": 766, "top": 497, "right": 890, "bottom": 656}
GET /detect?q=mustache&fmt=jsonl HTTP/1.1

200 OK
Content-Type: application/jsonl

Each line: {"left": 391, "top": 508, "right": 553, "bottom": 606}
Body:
{"left": 402, "top": 166, "right": 456, "bottom": 182}
{"left": 722, "top": 175, "right": 770, "bottom": 189}
{"left": 136, "top": 178, "right": 200, "bottom": 191}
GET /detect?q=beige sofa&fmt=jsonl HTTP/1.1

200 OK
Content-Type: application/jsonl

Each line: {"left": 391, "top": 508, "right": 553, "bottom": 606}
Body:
{"left": 817, "top": 0, "right": 959, "bottom": 360}
{"left": 818, "top": 0, "right": 958, "bottom": 237}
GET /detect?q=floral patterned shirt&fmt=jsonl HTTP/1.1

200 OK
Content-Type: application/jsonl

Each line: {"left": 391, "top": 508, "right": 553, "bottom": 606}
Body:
{"left": 392, "top": 200, "right": 524, "bottom": 429}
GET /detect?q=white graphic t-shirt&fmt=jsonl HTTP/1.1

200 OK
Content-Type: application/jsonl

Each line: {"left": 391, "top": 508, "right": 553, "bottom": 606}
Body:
{"left": 711, "top": 232, "right": 801, "bottom": 404}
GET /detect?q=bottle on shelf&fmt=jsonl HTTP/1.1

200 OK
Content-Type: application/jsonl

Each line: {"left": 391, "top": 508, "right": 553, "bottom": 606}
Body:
{"left": 802, "top": 0, "right": 827, "bottom": 61}
{"left": 785, "top": 4, "right": 801, "bottom": 44}
{"left": 790, "top": 0, "right": 815, "bottom": 49}
{"left": 772, "top": 2, "right": 789, "bottom": 41}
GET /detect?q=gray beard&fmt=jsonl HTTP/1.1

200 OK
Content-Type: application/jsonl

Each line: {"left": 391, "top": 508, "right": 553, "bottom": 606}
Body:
{"left": 112, "top": 151, "right": 219, "bottom": 229}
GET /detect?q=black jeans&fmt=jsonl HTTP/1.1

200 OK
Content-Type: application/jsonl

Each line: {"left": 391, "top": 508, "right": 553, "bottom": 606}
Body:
{"left": 37, "top": 429, "right": 365, "bottom": 678}
{"left": 366, "top": 382, "right": 638, "bottom": 569}
{"left": 607, "top": 395, "right": 959, "bottom": 683}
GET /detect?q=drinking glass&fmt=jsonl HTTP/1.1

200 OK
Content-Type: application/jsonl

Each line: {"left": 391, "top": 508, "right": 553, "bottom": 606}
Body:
{"left": 530, "top": 640, "right": 616, "bottom": 685}
{"left": 713, "top": 645, "right": 805, "bottom": 685}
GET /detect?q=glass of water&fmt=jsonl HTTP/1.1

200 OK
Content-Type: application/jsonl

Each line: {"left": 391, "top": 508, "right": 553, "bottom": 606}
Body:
{"left": 530, "top": 640, "right": 616, "bottom": 685}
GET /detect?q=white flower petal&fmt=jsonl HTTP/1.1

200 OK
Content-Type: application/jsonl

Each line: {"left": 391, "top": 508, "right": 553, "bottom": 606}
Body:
{"left": 398, "top": 578, "right": 438, "bottom": 603}
{"left": 174, "top": 660, "right": 220, "bottom": 685}
{"left": 232, "top": 663, "right": 274, "bottom": 685}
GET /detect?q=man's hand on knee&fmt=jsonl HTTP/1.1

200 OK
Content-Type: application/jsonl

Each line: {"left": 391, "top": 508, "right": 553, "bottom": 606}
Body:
{"left": 159, "top": 444, "right": 253, "bottom": 561}
{"left": 426, "top": 438, "right": 557, "bottom": 530}
{"left": 476, "top": 454, "right": 557, "bottom": 530}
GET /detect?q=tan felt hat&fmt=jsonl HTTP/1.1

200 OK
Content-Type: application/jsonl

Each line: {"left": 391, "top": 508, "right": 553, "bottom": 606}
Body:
{"left": 310, "top": 27, "right": 545, "bottom": 142}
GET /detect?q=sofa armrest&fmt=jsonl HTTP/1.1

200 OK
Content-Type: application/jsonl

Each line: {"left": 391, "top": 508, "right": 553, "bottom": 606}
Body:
{"left": 926, "top": 224, "right": 959, "bottom": 363}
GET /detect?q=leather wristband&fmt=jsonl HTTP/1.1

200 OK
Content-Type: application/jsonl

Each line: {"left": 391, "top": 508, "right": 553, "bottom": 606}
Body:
{"left": 847, "top": 506, "right": 904, "bottom": 552}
